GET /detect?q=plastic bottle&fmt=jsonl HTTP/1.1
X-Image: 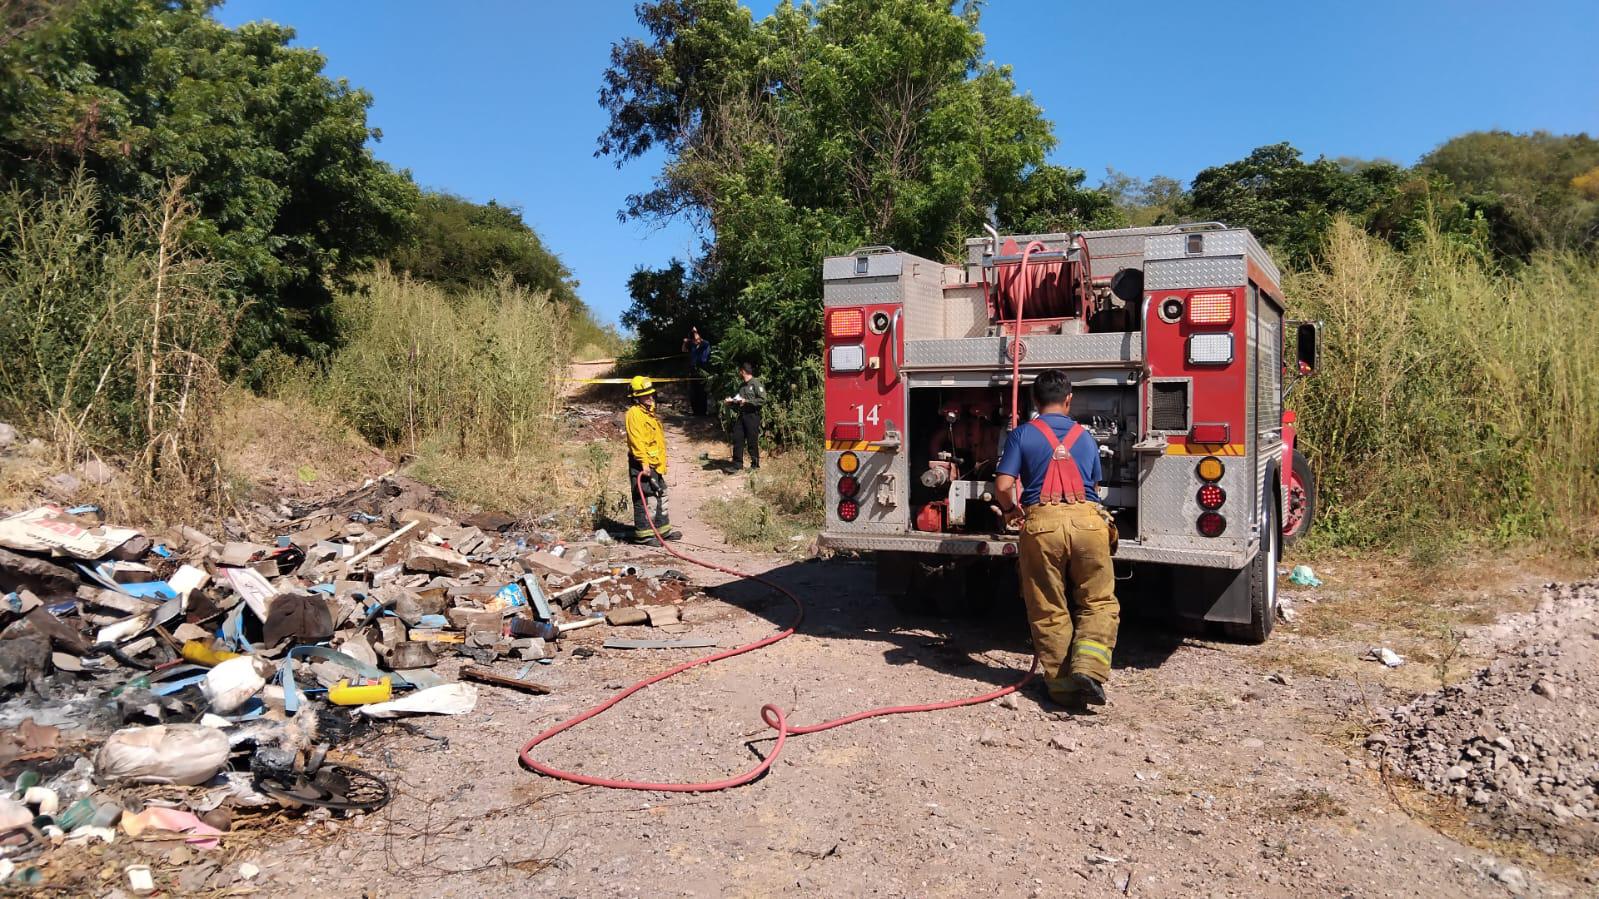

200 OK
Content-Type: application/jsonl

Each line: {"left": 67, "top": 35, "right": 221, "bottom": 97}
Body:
{"left": 328, "top": 677, "right": 393, "bottom": 705}
{"left": 181, "top": 640, "right": 239, "bottom": 667}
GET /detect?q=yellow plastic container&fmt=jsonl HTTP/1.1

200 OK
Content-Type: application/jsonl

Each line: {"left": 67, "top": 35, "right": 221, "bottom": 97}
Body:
{"left": 328, "top": 676, "right": 393, "bottom": 706}
{"left": 180, "top": 640, "right": 239, "bottom": 667}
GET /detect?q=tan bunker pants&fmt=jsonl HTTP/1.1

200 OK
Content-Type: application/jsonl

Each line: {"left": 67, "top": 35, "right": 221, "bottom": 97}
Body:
{"left": 1017, "top": 503, "right": 1119, "bottom": 697}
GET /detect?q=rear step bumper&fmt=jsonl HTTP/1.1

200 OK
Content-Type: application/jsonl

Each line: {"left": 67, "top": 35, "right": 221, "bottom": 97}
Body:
{"left": 819, "top": 531, "right": 1251, "bottom": 569}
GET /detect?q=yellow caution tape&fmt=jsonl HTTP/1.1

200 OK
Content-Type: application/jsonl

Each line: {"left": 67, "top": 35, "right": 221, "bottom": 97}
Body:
{"left": 564, "top": 376, "right": 704, "bottom": 384}
{"left": 573, "top": 352, "right": 687, "bottom": 365}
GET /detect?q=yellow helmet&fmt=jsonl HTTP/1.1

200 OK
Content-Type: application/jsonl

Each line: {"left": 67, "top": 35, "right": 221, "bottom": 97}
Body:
{"left": 629, "top": 375, "right": 656, "bottom": 397}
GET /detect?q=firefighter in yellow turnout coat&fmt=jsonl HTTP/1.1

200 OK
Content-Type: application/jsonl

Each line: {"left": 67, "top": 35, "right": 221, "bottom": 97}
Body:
{"left": 993, "top": 369, "right": 1120, "bottom": 708}
{"left": 624, "top": 376, "right": 683, "bottom": 546}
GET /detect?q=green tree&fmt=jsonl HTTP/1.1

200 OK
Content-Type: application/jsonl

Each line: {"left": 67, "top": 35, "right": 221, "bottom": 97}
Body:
{"left": 0, "top": 0, "right": 417, "bottom": 361}
{"left": 601, "top": 0, "right": 1063, "bottom": 413}
{"left": 1418, "top": 130, "right": 1599, "bottom": 257}
{"left": 391, "top": 191, "right": 579, "bottom": 303}
{"left": 1185, "top": 143, "right": 1405, "bottom": 265}
{"left": 1101, "top": 168, "right": 1184, "bottom": 227}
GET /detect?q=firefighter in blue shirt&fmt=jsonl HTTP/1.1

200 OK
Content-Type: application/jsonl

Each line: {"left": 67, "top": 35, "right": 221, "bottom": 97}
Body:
{"left": 682, "top": 326, "right": 713, "bottom": 416}
{"left": 992, "top": 369, "right": 1119, "bottom": 708}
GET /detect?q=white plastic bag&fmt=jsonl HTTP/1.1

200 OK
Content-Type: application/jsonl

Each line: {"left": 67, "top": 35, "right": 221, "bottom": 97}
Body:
{"left": 94, "top": 724, "right": 230, "bottom": 786}
{"left": 357, "top": 682, "right": 478, "bottom": 718}
{"left": 201, "top": 655, "right": 274, "bottom": 713}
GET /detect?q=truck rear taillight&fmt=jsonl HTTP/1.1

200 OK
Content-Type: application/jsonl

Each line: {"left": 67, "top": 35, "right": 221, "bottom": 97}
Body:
{"left": 837, "top": 499, "right": 859, "bottom": 522}
{"left": 1197, "top": 484, "right": 1226, "bottom": 510}
{"left": 837, "top": 451, "right": 859, "bottom": 474}
{"left": 1196, "top": 512, "right": 1226, "bottom": 537}
{"left": 1196, "top": 456, "right": 1224, "bottom": 482}
{"left": 1187, "top": 333, "right": 1233, "bottom": 365}
{"left": 837, "top": 475, "right": 859, "bottom": 498}
{"left": 827, "top": 308, "right": 864, "bottom": 339}
{"left": 1185, "top": 292, "right": 1234, "bottom": 326}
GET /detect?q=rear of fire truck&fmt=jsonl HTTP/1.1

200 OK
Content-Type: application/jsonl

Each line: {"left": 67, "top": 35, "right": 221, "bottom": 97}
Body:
{"left": 818, "top": 224, "right": 1318, "bottom": 642}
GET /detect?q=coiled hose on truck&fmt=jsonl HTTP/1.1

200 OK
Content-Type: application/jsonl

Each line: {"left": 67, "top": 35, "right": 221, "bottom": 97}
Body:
{"left": 516, "top": 472, "right": 1038, "bottom": 792}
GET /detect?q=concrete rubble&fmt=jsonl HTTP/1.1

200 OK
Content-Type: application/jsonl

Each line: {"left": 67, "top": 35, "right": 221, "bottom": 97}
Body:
{"left": 1369, "top": 580, "right": 1599, "bottom": 854}
{"left": 0, "top": 468, "right": 706, "bottom": 890}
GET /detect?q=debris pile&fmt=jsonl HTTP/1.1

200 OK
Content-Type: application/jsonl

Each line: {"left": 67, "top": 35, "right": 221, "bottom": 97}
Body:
{"left": 1370, "top": 581, "right": 1599, "bottom": 852}
{"left": 0, "top": 473, "right": 706, "bottom": 889}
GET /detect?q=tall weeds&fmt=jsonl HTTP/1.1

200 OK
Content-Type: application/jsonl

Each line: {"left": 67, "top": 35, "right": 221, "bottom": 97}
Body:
{"left": 0, "top": 175, "right": 236, "bottom": 520}
{"left": 320, "top": 266, "right": 571, "bottom": 458}
{"left": 263, "top": 267, "right": 577, "bottom": 513}
{"left": 1290, "top": 217, "right": 1599, "bottom": 551}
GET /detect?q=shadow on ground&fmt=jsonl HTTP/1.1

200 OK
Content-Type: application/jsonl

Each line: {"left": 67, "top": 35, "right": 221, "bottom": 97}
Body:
{"left": 704, "top": 557, "right": 1189, "bottom": 694}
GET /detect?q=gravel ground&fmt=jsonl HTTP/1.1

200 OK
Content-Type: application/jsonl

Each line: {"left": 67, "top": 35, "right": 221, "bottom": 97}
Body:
{"left": 1375, "top": 581, "right": 1599, "bottom": 855}
{"left": 232, "top": 409, "right": 1599, "bottom": 898}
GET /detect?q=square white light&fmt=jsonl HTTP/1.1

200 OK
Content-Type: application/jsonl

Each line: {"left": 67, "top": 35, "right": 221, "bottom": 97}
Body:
{"left": 1187, "top": 333, "right": 1233, "bottom": 364}
{"left": 829, "top": 343, "right": 865, "bottom": 372}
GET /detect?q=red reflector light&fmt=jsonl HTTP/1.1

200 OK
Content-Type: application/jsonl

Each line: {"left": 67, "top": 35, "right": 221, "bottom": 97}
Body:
{"left": 828, "top": 308, "right": 865, "bottom": 339}
{"left": 1186, "top": 292, "right": 1234, "bottom": 326}
{"left": 837, "top": 499, "right": 859, "bottom": 522}
{"left": 1196, "top": 512, "right": 1227, "bottom": 538}
{"left": 976, "top": 542, "right": 990, "bottom": 555}
{"left": 837, "top": 475, "right": 859, "bottom": 498}
{"left": 1001, "top": 542, "right": 1017, "bottom": 556}
{"left": 1197, "top": 484, "right": 1226, "bottom": 510}
{"left": 1189, "top": 424, "right": 1229, "bottom": 444}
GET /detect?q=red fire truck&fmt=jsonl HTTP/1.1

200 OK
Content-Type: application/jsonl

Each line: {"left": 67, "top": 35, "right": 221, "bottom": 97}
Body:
{"left": 818, "top": 224, "right": 1318, "bottom": 642}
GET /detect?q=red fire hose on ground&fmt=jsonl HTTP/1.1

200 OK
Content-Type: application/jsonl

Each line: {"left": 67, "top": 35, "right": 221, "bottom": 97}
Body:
{"left": 516, "top": 473, "right": 1038, "bottom": 792}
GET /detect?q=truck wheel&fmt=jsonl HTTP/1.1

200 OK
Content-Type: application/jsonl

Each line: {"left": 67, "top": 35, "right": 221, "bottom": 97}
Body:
{"left": 1221, "top": 496, "right": 1278, "bottom": 644}
{"left": 1281, "top": 448, "right": 1316, "bottom": 547}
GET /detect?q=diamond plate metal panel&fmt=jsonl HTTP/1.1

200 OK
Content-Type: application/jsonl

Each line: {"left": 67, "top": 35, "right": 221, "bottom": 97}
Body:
{"left": 823, "top": 253, "right": 903, "bottom": 281}
{"left": 902, "top": 263, "right": 947, "bottom": 342}
{"left": 1145, "top": 229, "right": 1250, "bottom": 261}
{"left": 824, "top": 449, "right": 910, "bottom": 534}
{"left": 1145, "top": 256, "right": 1246, "bottom": 290}
{"left": 823, "top": 279, "right": 905, "bottom": 307}
{"left": 904, "top": 333, "right": 1141, "bottom": 369}
{"left": 1134, "top": 451, "right": 1250, "bottom": 558}
{"left": 1246, "top": 233, "right": 1282, "bottom": 286}
{"left": 816, "top": 531, "right": 1248, "bottom": 568}
{"left": 942, "top": 285, "right": 988, "bottom": 338}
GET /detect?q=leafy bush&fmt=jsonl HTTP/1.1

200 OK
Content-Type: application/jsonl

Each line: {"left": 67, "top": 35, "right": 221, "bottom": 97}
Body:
{"left": 0, "top": 175, "right": 236, "bottom": 519}
{"left": 1290, "top": 217, "right": 1599, "bottom": 551}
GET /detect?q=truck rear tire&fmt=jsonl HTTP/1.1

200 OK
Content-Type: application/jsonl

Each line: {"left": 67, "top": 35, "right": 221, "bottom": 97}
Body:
{"left": 1281, "top": 448, "right": 1316, "bottom": 547}
{"left": 1221, "top": 495, "right": 1279, "bottom": 644}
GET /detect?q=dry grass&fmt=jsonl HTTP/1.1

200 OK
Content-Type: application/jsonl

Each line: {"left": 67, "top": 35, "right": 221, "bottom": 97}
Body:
{"left": 1290, "top": 217, "right": 1599, "bottom": 553}
{"left": 0, "top": 175, "right": 236, "bottom": 526}
{"left": 703, "top": 449, "right": 822, "bottom": 550}
{"left": 1266, "top": 788, "right": 1348, "bottom": 820}
{"left": 217, "top": 386, "right": 392, "bottom": 504}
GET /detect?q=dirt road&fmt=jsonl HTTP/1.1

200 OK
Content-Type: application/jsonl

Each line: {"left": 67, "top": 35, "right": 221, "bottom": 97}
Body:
{"left": 261, "top": 402, "right": 1595, "bottom": 897}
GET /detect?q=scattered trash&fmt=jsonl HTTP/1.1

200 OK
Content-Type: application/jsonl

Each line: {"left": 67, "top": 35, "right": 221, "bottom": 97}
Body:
{"left": 602, "top": 637, "right": 719, "bottom": 650}
{"left": 1287, "top": 565, "right": 1322, "bottom": 587}
{"left": 357, "top": 682, "right": 479, "bottom": 718}
{"left": 461, "top": 664, "right": 553, "bottom": 694}
{"left": 0, "top": 470, "right": 712, "bottom": 890}
{"left": 1367, "top": 646, "right": 1406, "bottom": 667}
{"left": 125, "top": 863, "right": 155, "bottom": 894}
{"left": 95, "top": 724, "right": 231, "bottom": 786}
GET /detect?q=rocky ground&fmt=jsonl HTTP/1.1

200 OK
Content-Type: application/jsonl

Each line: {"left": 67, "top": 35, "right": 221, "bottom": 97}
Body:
{"left": 245, "top": 401, "right": 1597, "bottom": 898}
{"left": 5, "top": 381, "right": 1597, "bottom": 897}
{"left": 1374, "top": 581, "right": 1599, "bottom": 856}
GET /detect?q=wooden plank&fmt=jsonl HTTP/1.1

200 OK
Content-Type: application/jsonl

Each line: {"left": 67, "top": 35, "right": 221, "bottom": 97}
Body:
{"left": 459, "top": 665, "right": 552, "bottom": 695}
{"left": 603, "top": 637, "right": 719, "bottom": 650}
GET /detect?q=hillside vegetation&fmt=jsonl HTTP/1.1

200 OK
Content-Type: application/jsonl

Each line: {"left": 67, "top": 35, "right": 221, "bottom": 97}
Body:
{"left": 0, "top": 0, "right": 612, "bottom": 521}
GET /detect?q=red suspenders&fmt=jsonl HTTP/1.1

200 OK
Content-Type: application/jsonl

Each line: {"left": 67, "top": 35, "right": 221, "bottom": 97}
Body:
{"left": 1028, "top": 419, "right": 1088, "bottom": 504}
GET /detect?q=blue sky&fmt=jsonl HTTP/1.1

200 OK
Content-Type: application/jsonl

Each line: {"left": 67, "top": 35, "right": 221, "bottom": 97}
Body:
{"left": 215, "top": 1, "right": 1598, "bottom": 326}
